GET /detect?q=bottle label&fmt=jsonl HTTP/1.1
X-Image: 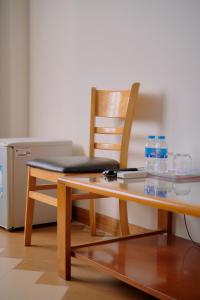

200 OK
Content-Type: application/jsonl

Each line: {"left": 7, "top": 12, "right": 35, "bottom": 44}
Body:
{"left": 145, "top": 147, "right": 156, "bottom": 158}
{"left": 144, "top": 184, "right": 155, "bottom": 195}
{"left": 144, "top": 185, "right": 167, "bottom": 198}
{"left": 156, "top": 148, "right": 168, "bottom": 159}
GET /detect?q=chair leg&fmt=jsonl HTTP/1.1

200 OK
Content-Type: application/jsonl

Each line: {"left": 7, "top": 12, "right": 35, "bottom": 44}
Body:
{"left": 24, "top": 169, "right": 36, "bottom": 246}
{"left": 119, "top": 200, "right": 129, "bottom": 236}
{"left": 89, "top": 199, "right": 96, "bottom": 235}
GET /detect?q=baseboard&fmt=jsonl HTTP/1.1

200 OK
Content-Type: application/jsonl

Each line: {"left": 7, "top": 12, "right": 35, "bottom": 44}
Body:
{"left": 72, "top": 206, "right": 149, "bottom": 236}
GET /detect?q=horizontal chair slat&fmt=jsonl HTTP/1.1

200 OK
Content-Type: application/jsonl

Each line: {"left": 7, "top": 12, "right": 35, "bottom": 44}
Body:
{"left": 95, "top": 127, "right": 123, "bottom": 135}
{"left": 95, "top": 90, "right": 130, "bottom": 118}
{"left": 35, "top": 184, "right": 57, "bottom": 190}
{"left": 30, "top": 167, "right": 64, "bottom": 182}
{"left": 29, "top": 191, "right": 57, "bottom": 207}
{"left": 94, "top": 142, "right": 121, "bottom": 151}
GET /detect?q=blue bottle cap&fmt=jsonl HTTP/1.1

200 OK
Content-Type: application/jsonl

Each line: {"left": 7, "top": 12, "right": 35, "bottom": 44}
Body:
{"left": 158, "top": 135, "right": 165, "bottom": 139}
{"left": 147, "top": 135, "right": 155, "bottom": 139}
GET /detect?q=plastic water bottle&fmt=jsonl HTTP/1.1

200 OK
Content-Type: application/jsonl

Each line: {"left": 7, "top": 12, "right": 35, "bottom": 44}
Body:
{"left": 145, "top": 135, "right": 156, "bottom": 172}
{"left": 155, "top": 136, "right": 168, "bottom": 173}
{"left": 0, "top": 165, "right": 3, "bottom": 200}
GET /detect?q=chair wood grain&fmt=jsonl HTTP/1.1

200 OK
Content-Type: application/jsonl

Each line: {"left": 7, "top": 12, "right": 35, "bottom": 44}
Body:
{"left": 89, "top": 83, "right": 140, "bottom": 235}
{"left": 95, "top": 90, "right": 130, "bottom": 118}
{"left": 94, "top": 127, "right": 123, "bottom": 135}
{"left": 24, "top": 168, "right": 36, "bottom": 246}
{"left": 24, "top": 83, "right": 140, "bottom": 244}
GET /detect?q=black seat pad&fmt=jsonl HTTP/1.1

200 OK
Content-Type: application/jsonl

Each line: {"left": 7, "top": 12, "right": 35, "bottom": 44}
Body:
{"left": 27, "top": 156, "right": 119, "bottom": 173}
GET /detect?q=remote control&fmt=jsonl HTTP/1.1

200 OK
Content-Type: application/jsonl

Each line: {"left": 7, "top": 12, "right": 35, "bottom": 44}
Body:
{"left": 117, "top": 170, "right": 147, "bottom": 179}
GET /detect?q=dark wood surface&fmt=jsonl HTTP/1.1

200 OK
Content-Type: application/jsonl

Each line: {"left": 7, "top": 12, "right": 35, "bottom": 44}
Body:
{"left": 73, "top": 233, "right": 200, "bottom": 300}
{"left": 57, "top": 175, "right": 200, "bottom": 298}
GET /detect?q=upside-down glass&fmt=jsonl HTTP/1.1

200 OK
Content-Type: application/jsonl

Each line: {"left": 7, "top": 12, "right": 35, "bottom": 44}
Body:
{"left": 173, "top": 153, "right": 192, "bottom": 174}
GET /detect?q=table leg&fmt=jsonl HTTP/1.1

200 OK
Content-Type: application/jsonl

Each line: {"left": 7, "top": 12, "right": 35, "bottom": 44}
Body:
{"left": 119, "top": 200, "right": 130, "bottom": 236}
{"left": 57, "top": 182, "right": 72, "bottom": 280}
{"left": 157, "top": 209, "right": 172, "bottom": 234}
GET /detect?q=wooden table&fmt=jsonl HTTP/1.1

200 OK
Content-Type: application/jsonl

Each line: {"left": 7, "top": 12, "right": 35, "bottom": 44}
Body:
{"left": 57, "top": 175, "right": 200, "bottom": 300}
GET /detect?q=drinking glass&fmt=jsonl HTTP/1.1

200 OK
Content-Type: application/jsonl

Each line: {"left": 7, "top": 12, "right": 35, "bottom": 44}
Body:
{"left": 167, "top": 152, "right": 174, "bottom": 171}
{"left": 173, "top": 153, "right": 192, "bottom": 174}
{"left": 173, "top": 182, "right": 191, "bottom": 196}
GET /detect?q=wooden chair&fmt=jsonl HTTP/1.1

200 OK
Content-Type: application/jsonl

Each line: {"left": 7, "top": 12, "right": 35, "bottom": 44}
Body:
{"left": 24, "top": 82, "right": 140, "bottom": 246}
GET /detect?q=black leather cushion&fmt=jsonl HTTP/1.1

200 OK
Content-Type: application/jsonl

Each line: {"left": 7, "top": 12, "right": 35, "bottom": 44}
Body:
{"left": 27, "top": 156, "right": 119, "bottom": 173}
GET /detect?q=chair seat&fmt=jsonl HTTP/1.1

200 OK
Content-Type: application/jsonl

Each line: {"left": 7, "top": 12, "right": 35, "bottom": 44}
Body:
{"left": 27, "top": 156, "right": 119, "bottom": 173}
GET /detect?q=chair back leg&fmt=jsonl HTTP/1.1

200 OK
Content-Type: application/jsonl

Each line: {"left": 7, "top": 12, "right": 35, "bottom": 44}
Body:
{"left": 89, "top": 198, "right": 130, "bottom": 236}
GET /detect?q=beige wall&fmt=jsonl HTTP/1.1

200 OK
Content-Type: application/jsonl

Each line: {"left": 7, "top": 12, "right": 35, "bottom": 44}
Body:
{"left": 28, "top": 0, "right": 200, "bottom": 241}
{"left": 0, "top": 0, "right": 29, "bottom": 137}
{"left": 1, "top": 0, "right": 200, "bottom": 241}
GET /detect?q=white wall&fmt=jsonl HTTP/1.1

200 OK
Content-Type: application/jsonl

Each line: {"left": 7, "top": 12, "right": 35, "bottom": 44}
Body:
{"left": 0, "top": 0, "right": 29, "bottom": 137}
{"left": 28, "top": 0, "right": 200, "bottom": 241}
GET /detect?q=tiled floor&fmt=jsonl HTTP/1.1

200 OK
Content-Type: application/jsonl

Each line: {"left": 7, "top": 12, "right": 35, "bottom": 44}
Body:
{"left": 0, "top": 223, "right": 153, "bottom": 300}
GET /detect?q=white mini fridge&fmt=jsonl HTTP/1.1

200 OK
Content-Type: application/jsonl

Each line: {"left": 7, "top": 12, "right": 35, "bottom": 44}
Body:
{"left": 0, "top": 138, "right": 72, "bottom": 229}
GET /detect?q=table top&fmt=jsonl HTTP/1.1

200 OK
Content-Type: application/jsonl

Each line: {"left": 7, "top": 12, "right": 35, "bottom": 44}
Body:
{"left": 59, "top": 175, "right": 200, "bottom": 217}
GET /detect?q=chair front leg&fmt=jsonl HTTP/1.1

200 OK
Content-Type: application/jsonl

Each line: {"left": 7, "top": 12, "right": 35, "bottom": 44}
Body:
{"left": 24, "top": 168, "right": 36, "bottom": 246}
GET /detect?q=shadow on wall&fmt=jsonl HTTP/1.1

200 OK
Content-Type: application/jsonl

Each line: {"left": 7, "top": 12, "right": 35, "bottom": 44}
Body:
{"left": 128, "top": 92, "right": 166, "bottom": 163}
{"left": 135, "top": 92, "right": 166, "bottom": 123}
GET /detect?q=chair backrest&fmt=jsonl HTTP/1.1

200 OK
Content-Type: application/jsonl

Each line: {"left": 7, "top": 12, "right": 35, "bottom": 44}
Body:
{"left": 89, "top": 82, "right": 140, "bottom": 168}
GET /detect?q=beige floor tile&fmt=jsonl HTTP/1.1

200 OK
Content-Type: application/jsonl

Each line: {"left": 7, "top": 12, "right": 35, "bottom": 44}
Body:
{"left": 0, "top": 257, "right": 22, "bottom": 279}
{"left": 0, "top": 269, "right": 67, "bottom": 300}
